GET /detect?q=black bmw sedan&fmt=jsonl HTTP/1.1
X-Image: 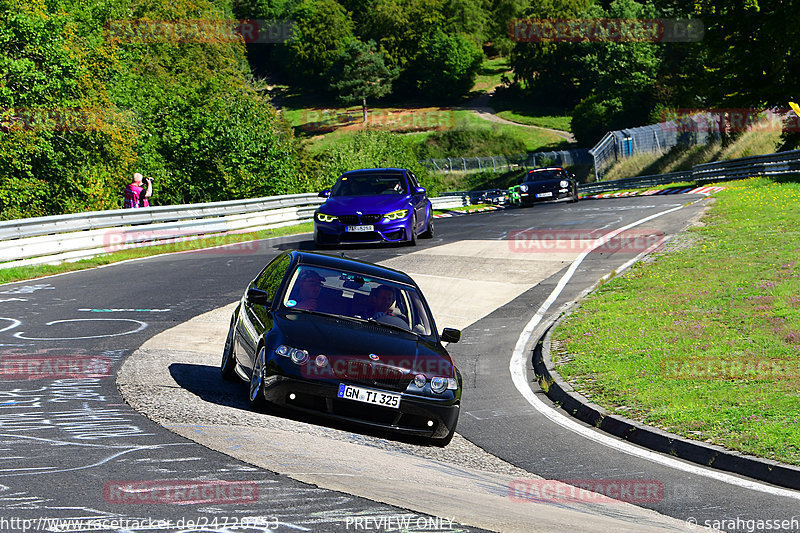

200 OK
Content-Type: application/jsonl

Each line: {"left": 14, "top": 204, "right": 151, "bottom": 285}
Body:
{"left": 518, "top": 167, "right": 579, "bottom": 206}
{"left": 221, "top": 250, "right": 462, "bottom": 445}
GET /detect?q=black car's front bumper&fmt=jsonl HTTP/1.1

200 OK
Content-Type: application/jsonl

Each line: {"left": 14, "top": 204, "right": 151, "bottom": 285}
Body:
{"left": 260, "top": 375, "right": 459, "bottom": 439}
{"left": 520, "top": 187, "right": 573, "bottom": 205}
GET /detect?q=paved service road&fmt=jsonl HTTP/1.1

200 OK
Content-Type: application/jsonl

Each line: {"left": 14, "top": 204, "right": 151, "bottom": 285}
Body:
{"left": 0, "top": 195, "right": 796, "bottom": 532}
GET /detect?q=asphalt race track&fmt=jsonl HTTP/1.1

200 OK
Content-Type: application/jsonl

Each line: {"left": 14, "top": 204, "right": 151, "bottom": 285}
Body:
{"left": 1, "top": 195, "right": 798, "bottom": 533}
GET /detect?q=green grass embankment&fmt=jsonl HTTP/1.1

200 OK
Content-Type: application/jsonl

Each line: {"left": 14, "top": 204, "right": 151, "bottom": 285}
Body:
{"left": 553, "top": 176, "right": 800, "bottom": 464}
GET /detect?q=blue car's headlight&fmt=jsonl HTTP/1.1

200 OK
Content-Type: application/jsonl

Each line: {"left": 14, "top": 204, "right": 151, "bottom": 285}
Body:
{"left": 316, "top": 212, "right": 337, "bottom": 223}
{"left": 383, "top": 209, "right": 409, "bottom": 221}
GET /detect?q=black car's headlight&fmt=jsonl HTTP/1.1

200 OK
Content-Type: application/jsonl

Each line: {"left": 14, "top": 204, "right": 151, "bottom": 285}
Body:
{"left": 519, "top": 184, "right": 529, "bottom": 192}
{"left": 430, "top": 377, "right": 448, "bottom": 393}
{"left": 316, "top": 212, "right": 337, "bottom": 223}
{"left": 560, "top": 180, "right": 569, "bottom": 188}
{"left": 276, "top": 344, "right": 309, "bottom": 365}
{"left": 413, "top": 374, "right": 458, "bottom": 394}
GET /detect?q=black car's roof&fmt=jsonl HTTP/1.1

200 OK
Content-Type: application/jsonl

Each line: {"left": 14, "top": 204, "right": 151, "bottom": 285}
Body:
{"left": 291, "top": 250, "right": 415, "bottom": 286}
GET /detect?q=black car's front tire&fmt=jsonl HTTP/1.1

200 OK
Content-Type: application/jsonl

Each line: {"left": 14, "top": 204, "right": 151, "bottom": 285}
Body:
{"left": 432, "top": 422, "right": 456, "bottom": 447}
{"left": 221, "top": 319, "right": 237, "bottom": 381}
{"left": 248, "top": 344, "right": 268, "bottom": 409}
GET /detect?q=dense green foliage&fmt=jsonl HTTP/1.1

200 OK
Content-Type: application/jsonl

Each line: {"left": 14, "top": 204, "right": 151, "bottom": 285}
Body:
{"left": 3, "top": 0, "right": 798, "bottom": 219}
{"left": 0, "top": 0, "right": 301, "bottom": 219}
{"left": 415, "top": 123, "right": 528, "bottom": 158}
{"left": 315, "top": 130, "right": 442, "bottom": 195}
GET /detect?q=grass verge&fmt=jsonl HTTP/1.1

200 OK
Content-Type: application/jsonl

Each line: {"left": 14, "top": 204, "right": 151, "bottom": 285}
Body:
{"left": 0, "top": 223, "right": 313, "bottom": 286}
{"left": 553, "top": 176, "right": 800, "bottom": 464}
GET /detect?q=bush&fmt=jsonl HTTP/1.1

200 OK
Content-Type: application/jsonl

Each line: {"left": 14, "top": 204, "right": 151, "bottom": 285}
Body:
{"left": 315, "top": 130, "right": 442, "bottom": 196}
{"left": 415, "top": 124, "right": 527, "bottom": 159}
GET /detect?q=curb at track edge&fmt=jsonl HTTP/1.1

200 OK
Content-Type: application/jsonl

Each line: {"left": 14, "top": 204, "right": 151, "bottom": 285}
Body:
{"left": 525, "top": 197, "right": 800, "bottom": 492}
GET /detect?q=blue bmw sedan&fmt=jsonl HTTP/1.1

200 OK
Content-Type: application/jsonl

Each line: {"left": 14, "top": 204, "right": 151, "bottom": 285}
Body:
{"left": 313, "top": 168, "right": 434, "bottom": 247}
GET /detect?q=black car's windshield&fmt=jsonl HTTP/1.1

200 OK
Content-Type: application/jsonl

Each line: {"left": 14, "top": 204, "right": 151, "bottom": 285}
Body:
{"left": 282, "top": 265, "right": 433, "bottom": 336}
{"left": 331, "top": 173, "right": 408, "bottom": 196}
{"left": 525, "top": 170, "right": 565, "bottom": 182}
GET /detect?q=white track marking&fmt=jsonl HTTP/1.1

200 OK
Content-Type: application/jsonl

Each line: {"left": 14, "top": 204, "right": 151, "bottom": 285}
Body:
{"left": 13, "top": 318, "right": 148, "bottom": 340}
{"left": 509, "top": 201, "right": 800, "bottom": 500}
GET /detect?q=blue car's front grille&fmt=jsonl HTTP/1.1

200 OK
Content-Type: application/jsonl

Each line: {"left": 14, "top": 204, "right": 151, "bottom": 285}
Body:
{"left": 337, "top": 214, "right": 383, "bottom": 225}
{"left": 337, "top": 215, "right": 359, "bottom": 225}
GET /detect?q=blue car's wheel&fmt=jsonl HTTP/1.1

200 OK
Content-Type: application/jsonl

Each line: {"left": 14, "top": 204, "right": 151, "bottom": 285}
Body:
{"left": 407, "top": 214, "right": 418, "bottom": 246}
{"left": 420, "top": 213, "right": 434, "bottom": 239}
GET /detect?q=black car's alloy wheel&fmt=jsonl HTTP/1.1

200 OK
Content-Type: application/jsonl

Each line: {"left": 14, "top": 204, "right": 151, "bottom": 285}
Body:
{"left": 249, "top": 345, "right": 268, "bottom": 408}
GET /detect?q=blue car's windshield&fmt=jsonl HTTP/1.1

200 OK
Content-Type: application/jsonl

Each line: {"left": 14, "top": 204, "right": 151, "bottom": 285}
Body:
{"left": 331, "top": 173, "right": 408, "bottom": 197}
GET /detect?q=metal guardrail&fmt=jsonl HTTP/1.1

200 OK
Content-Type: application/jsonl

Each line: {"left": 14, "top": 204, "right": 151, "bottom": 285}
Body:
{"left": 579, "top": 149, "right": 800, "bottom": 195}
{"left": 0, "top": 193, "right": 470, "bottom": 269}
{"left": 3, "top": 149, "right": 799, "bottom": 270}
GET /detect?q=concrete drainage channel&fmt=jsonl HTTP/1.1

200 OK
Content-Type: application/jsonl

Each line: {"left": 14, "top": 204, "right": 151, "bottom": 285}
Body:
{"left": 117, "top": 240, "right": 692, "bottom": 533}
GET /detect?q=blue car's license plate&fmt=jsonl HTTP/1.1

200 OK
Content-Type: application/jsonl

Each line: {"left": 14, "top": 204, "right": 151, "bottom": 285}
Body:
{"left": 346, "top": 225, "right": 374, "bottom": 232}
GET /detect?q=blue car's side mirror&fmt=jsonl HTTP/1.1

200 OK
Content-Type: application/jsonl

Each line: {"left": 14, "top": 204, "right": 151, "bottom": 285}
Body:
{"left": 318, "top": 189, "right": 331, "bottom": 198}
{"left": 414, "top": 187, "right": 426, "bottom": 195}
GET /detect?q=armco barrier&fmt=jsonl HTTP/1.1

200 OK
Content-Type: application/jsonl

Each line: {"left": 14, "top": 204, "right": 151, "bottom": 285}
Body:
{"left": 579, "top": 149, "right": 800, "bottom": 195}
{"left": 0, "top": 193, "right": 469, "bottom": 269}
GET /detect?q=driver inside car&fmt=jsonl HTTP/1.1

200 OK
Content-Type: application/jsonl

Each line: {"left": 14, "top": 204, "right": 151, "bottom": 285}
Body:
{"left": 362, "top": 285, "right": 409, "bottom": 329}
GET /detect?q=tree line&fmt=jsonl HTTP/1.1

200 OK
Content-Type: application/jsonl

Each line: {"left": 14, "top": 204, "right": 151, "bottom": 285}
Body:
{"left": 1, "top": 0, "right": 796, "bottom": 219}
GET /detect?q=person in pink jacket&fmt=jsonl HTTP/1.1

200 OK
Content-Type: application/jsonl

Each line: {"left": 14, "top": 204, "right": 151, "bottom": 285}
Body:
{"left": 123, "top": 172, "right": 152, "bottom": 208}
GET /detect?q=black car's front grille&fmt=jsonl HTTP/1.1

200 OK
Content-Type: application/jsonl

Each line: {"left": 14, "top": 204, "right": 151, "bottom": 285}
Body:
{"left": 337, "top": 215, "right": 360, "bottom": 225}
{"left": 333, "top": 361, "right": 409, "bottom": 391}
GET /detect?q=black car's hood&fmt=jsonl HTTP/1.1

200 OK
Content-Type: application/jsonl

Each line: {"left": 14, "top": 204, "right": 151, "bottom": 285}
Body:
{"left": 274, "top": 311, "right": 454, "bottom": 375}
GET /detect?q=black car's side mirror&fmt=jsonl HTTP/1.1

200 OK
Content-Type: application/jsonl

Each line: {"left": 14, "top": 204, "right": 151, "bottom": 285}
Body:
{"left": 247, "top": 288, "right": 271, "bottom": 306}
{"left": 414, "top": 186, "right": 426, "bottom": 194}
{"left": 441, "top": 328, "right": 461, "bottom": 343}
{"left": 318, "top": 189, "right": 331, "bottom": 198}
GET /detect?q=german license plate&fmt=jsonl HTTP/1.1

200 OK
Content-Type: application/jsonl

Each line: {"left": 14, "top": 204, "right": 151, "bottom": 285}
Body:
{"left": 536, "top": 192, "right": 553, "bottom": 198}
{"left": 337, "top": 384, "right": 400, "bottom": 408}
{"left": 346, "top": 225, "right": 374, "bottom": 232}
